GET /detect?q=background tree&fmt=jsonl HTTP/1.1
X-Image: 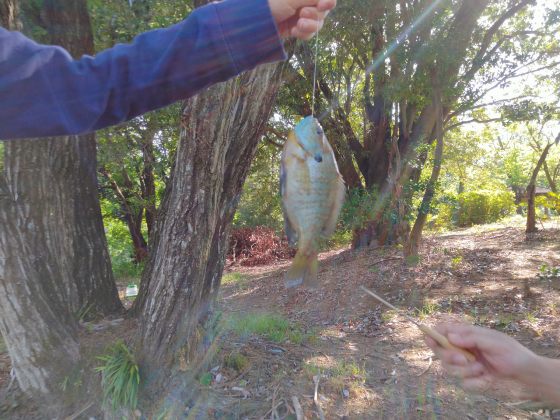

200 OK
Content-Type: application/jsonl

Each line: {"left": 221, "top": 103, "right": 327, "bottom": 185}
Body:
{"left": 277, "top": 0, "right": 548, "bottom": 248}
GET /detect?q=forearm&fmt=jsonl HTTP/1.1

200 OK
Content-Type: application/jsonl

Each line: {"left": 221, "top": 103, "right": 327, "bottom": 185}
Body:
{"left": 0, "top": 0, "right": 286, "bottom": 140}
{"left": 524, "top": 356, "right": 560, "bottom": 406}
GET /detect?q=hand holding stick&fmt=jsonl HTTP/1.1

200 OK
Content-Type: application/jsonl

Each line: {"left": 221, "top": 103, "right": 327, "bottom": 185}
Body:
{"left": 360, "top": 286, "right": 476, "bottom": 362}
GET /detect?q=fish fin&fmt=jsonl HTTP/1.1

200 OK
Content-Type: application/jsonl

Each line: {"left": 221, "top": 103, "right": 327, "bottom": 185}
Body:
{"left": 285, "top": 252, "right": 319, "bottom": 289}
{"left": 302, "top": 254, "right": 319, "bottom": 289}
{"left": 321, "top": 176, "right": 346, "bottom": 237}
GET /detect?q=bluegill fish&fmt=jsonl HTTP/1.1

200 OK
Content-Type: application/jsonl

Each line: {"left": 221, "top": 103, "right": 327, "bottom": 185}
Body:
{"left": 280, "top": 116, "right": 345, "bottom": 289}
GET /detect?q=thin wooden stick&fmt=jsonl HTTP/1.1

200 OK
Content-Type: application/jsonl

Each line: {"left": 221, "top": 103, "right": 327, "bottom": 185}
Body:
{"left": 360, "top": 286, "right": 476, "bottom": 362}
{"left": 291, "top": 396, "right": 304, "bottom": 420}
{"left": 313, "top": 375, "right": 325, "bottom": 420}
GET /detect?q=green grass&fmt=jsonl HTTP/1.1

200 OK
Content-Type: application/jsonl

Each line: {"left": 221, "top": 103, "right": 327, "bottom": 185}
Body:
{"left": 525, "top": 312, "right": 538, "bottom": 324}
{"left": 416, "top": 301, "right": 440, "bottom": 320}
{"left": 450, "top": 255, "right": 463, "bottom": 269}
{"left": 198, "top": 372, "right": 212, "bottom": 386}
{"left": 226, "top": 312, "right": 311, "bottom": 344}
{"left": 95, "top": 341, "right": 140, "bottom": 411}
{"left": 224, "top": 351, "right": 249, "bottom": 371}
{"left": 222, "top": 272, "right": 250, "bottom": 286}
{"left": 381, "top": 309, "right": 399, "bottom": 323}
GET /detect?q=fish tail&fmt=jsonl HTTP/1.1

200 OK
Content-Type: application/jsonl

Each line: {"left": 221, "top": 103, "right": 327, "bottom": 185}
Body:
{"left": 285, "top": 251, "right": 319, "bottom": 289}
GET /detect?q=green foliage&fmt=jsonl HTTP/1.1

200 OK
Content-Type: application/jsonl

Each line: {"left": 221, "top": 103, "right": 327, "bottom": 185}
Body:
{"left": 536, "top": 193, "right": 560, "bottom": 214}
{"left": 456, "top": 191, "right": 516, "bottom": 226}
{"left": 102, "top": 206, "right": 144, "bottom": 279}
{"left": 95, "top": 341, "right": 140, "bottom": 411}
{"left": 234, "top": 141, "right": 284, "bottom": 231}
{"left": 433, "top": 190, "right": 515, "bottom": 229}
{"left": 537, "top": 264, "right": 560, "bottom": 287}
{"left": 340, "top": 188, "right": 379, "bottom": 231}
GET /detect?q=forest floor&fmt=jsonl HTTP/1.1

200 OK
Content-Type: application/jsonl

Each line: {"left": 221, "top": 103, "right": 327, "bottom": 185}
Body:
{"left": 208, "top": 219, "right": 560, "bottom": 419}
{"left": 1, "top": 218, "right": 560, "bottom": 419}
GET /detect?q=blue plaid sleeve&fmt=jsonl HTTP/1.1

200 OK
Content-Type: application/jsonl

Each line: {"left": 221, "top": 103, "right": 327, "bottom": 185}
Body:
{"left": 0, "top": 0, "right": 286, "bottom": 139}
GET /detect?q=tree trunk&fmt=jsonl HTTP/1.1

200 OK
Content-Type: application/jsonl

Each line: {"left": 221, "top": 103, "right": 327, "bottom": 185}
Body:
{"left": 134, "top": 62, "right": 285, "bottom": 410}
{"left": 0, "top": 0, "right": 121, "bottom": 410}
{"left": 0, "top": 175, "right": 82, "bottom": 414}
{"left": 526, "top": 134, "right": 559, "bottom": 233}
{"left": 0, "top": 0, "right": 20, "bottom": 29}
{"left": 543, "top": 160, "right": 558, "bottom": 193}
{"left": 3, "top": 0, "right": 123, "bottom": 316}
{"left": 405, "top": 89, "right": 444, "bottom": 257}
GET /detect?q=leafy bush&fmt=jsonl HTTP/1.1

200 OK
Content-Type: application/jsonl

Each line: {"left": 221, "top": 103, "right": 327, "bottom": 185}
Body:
{"left": 340, "top": 188, "right": 379, "bottom": 232}
{"left": 432, "top": 190, "right": 515, "bottom": 228}
{"left": 96, "top": 341, "right": 140, "bottom": 411}
{"left": 536, "top": 192, "right": 560, "bottom": 216}
{"left": 456, "top": 190, "right": 515, "bottom": 226}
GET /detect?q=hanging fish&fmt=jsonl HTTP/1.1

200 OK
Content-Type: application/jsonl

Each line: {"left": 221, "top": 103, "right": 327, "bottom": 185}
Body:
{"left": 280, "top": 116, "right": 345, "bottom": 289}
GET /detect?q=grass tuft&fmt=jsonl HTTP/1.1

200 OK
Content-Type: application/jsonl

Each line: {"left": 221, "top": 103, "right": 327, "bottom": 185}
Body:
{"left": 96, "top": 340, "right": 140, "bottom": 411}
{"left": 224, "top": 351, "right": 249, "bottom": 372}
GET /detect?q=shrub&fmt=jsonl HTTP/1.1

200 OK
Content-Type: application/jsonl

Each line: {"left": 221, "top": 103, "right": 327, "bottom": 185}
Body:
{"left": 432, "top": 190, "right": 515, "bottom": 228}
{"left": 340, "top": 188, "right": 379, "bottom": 232}
{"left": 227, "top": 226, "right": 295, "bottom": 266}
{"left": 456, "top": 190, "right": 515, "bottom": 226}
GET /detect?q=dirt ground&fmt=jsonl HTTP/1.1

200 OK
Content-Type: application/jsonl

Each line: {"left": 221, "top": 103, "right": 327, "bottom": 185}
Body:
{"left": 1, "top": 220, "right": 559, "bottom": 419}
{"left": 208, "top": 222, "right": 560, "bottom": 419}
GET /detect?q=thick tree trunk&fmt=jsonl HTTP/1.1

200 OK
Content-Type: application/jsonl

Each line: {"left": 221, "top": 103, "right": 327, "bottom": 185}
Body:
{"left": 3, "top": 0, "right": 122, "bottom": 316}
{"left": 134, "top": 62, "right": 285, "bottom": 410}
{"left": 0, "top": 0, "right": 121, "bottom": 410}
{"left": 0, "top": 154, "right": 84, "bottom": 414}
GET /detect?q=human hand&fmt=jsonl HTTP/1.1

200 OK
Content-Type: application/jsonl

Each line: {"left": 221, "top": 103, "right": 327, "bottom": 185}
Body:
{"left": 425, "top": 323, "right": 539, "bottom": 392}
{"left": 268, "top": 0, "right": 336, "bottom": 40}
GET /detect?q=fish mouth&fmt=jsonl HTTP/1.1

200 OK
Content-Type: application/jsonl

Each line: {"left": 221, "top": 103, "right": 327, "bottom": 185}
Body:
{"left": 314, "top": 154, "right": 323, "bottom": 163}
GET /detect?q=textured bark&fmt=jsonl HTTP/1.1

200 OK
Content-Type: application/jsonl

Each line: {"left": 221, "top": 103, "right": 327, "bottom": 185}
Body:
{"left": 526, "top": 134, "right": 559, "bottom": 233}
{"left": 405, "top": 90, "right": 444, "bottom": 257}
{"left": 2, "top": 0, "right": 122, "bottom": 316}
{"left": 134, "top": 62, "right": 285, "bottom": 408}
{"left": 0, "top": 0, "right": 20, "bottom": 29}
{"left": 0, "top": 0, "right": 121, "bottom": 410}
{"left": 0, "top": 169, "right": 81, "bottom": 412}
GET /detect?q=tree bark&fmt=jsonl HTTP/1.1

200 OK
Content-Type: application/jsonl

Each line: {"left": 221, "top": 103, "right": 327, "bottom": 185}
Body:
{"left": 133, "top": 62, "right": 285, "bottom": 409}
{"left": 2, "top": 0, "right": 123, "bottom": 316}
{"left": 526, "top": 133, "right": 560, "bottom": 233}
{"left": 405, "top": 89, "right": 444, "bottom": 257}
{"left": 0, "top": 0, "right": 121, "bottom": 410}
{"left": 0, "top": 0, "right": 20, "bottom": 29}
{"left": 543, "top": 160, "right": 558, "bottom": 193}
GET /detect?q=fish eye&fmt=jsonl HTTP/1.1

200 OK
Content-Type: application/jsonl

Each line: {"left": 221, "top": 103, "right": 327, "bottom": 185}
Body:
{"left": 316, "top": 129, "right": 323, "bottom": 135}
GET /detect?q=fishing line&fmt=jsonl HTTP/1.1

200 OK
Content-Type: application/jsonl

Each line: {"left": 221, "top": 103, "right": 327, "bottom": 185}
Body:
{"left": 311, "top": 30, "right": 319, "bottom": 117}
{"left": 317, "top": 0, "right": 445, "bottom": 122}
